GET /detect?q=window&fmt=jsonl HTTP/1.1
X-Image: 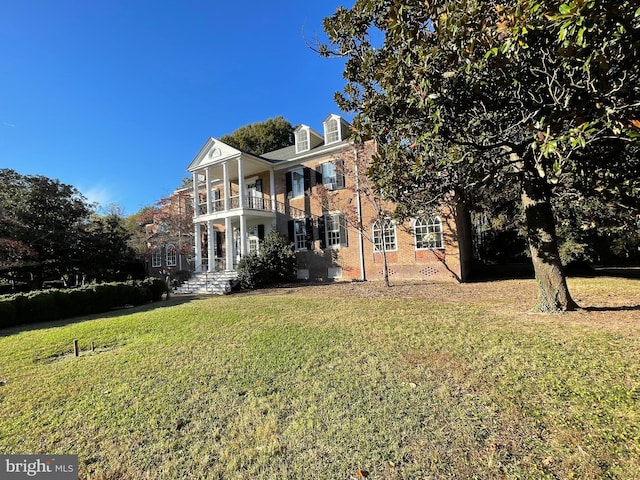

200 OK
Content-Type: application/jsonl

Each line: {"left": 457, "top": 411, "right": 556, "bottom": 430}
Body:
{"left": 325, "top": 117, "right": 340, "bottom": 144}
{"left": 293, "top": 219, "right": 307, "bottom": 250}
{"left": 325, "top": 213, "right": 348, "bottom": 247}
{"left": 166, "top": 243, "right": 177, "bottom": 267}
{"left": 321, "top": 161, "right": 345, "bottom": 190}
{"left": 414, "top": 216, "right": 444, "bottom": 249}
{"left": 151, "top": 248, "right": 162, "bottom": 268}
{"left": 296, "top": 128, "right": 309, "bottom": 153}
{"left": 373, "top": 219, "right": 397, "bottom": 252}
{"left": 291, "top": 168, "right": 305, "bottom": 198}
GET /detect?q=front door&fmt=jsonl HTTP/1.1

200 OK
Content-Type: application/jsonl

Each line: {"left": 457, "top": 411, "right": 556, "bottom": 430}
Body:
{"left": 246, "top": 179, "right": 263, "bottom": 209}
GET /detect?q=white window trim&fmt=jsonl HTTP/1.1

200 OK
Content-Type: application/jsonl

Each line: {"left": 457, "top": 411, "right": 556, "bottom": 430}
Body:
{"left": 373, "top": 219, "right": 398, "bottom": 252}
{"left": 295, "top": 128, "right": 310, "bottom": 153}
{"left": 291, "top": 167, "right": 305, "bottom": 198}
{"left": 324, "top": 117, "right": 341, "bottom": 144}
{"left": 414, "top": 216, "right": 444, "bottom": 250}
{"left": 293, "top": 219, "right": 308, "bottom": 251}
{"left": 151, "top": 248, "right": 162, "bottom": 268}
{"left": 325, "top": 212, "right": 348, "bottom": 249}
{"left": 166, "top": 243, "right": 177, "bottom": 267}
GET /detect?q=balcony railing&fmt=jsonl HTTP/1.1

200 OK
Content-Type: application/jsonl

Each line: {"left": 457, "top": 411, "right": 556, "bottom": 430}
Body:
{"left": 196, "top": 195, "right": 306, "bottom": 219}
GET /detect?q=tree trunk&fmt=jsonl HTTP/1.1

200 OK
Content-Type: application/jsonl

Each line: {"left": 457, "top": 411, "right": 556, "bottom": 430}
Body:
{"left": 520, "top": 169, "right": 578, "bottom": 312}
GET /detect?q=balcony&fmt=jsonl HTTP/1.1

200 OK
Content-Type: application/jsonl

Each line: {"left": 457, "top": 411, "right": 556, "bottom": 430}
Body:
{"left": 196, "top": 195, "right": 306, "bottom": 219}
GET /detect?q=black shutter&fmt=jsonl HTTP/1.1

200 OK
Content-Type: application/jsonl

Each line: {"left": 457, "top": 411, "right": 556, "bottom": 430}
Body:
{"left": 305, "top": 218, "right": 313, "bottom": 250}
{"left": 315, "top": 165, "right": 323, "bottom": 186}
{"left": 303, "top": 168, "right": 310, "bottom": 192}
{"left": 317, "top": 216, "right": 326, "bottom": 249}
{"left": 215, "top": 232, "right": 223, "bottom": 258}
{"left": 288, "top": 220, "right": 294, "bottom": 243}
{"left": 286, "top": 172, "right": 292, "bottom": 199}
{"left": 258, "top": 224, "right": 265, "bottom": 240}
{"left": 336, "top": 160, "right": 345, "bottom": 189}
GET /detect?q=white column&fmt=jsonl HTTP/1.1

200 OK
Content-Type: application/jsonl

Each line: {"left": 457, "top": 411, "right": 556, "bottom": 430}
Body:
{"left": 207, "top": 221, "right": 215, "bottom": 272}
{"left": 194, "top": 223, "right": 202, "bottom": 272}
{"left": 269, "top": 169, "right": 276, "bottom": 212}
{"left": 225, "top": 216, "right": 233, "bottom": 271}
{"left": 237, "top": 157, "right": 245, "bottom": 209}
{"left": 240, "top": 215, "right": 247, "bottom": 257}
{"left": 205, "top": 167, "right": 212, "bottom": 214}
{"left": 223, "top": 162, "right": 230, "bottom": 211}
{"left": 192, "top": 172, "right": 199, "bottom": 217}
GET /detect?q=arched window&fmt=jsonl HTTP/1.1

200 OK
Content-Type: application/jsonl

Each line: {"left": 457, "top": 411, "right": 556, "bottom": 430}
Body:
{"left": 151, "top": 248, "right": 162, "bottom": 268}
{"left": 324, "top": 117, "right": 340, "bottom": 143}
{"left": 373, "top": 219, "right": 397, "bottom": 252}
{"left": 166, "top": 243, "right": 177, "bottom": 267}
{"left": 296, "top": 128, "right": 309, "bottom": 153}
{"left": 414, "top": 216, "right": 443, "bottom": 249}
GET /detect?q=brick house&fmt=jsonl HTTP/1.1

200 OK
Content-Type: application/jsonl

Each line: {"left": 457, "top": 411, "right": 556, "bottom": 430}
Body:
{"left": 185, "top": 114, "right": 472, "bottom": 291}
{"left": 144, "top": 189, "right": 193, "bottom": 277}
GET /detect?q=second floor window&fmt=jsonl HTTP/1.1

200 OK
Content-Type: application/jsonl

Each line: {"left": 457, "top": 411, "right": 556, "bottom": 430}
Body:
{"left": 291, "top": 168, "right": 305, "bottom": 197}
{"left": 321, "top": 161, "right": 345, "bottom": 190}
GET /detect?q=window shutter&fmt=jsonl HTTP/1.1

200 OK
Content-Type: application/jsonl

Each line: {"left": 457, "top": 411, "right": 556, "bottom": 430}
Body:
{"left": 258, "top": 224, "right": 265, "bottom": 240}
{"left": 287, "top": 220, "right": 294, "bottom": 243}
{"left": 215, "top": 232, "right": 223, "bottom": 258}
{"left": 336, "top": 160, "right": 345, "bottom": 189}
{"left": 305, "top": 218, "right": 313, "bottom": 250}
{"left": 303, "top": 167, "right": 310, "bottom": 192}
{"left": 339, "top": 214, "right": 348, "bottom": 247}
{"left": 317, "top": 216, "right": 326, "bottom": 249}
{"left": 286, "top": 172, "right": 292, "bottom": 199}
{"left": 315, "top": 165, "right": 323, "bottom": 186}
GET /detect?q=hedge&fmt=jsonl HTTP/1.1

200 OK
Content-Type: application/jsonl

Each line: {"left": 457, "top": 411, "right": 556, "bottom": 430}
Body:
{"left": 0, "top": 278, "right": 167, "bottom": 329}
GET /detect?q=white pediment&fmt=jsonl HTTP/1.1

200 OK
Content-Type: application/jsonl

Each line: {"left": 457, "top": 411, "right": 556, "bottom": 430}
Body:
{"left": 187, "top": 138, "right": 243, "bottom": 172}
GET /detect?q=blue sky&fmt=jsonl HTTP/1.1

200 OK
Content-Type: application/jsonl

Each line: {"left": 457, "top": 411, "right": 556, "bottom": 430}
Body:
{"left": 0, "top": 1, "right": 353, "bottom": 214}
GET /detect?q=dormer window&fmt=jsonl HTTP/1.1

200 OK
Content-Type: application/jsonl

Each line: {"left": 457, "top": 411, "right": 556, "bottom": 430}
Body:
{"left": 324, "top": 117, "right": 341, "bottom": 144}
{"left": 296, "top": 128, "right": 310, "bottom": 153}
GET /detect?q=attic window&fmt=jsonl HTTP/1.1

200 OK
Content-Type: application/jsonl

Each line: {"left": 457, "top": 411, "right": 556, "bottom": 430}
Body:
{"left": 325, "top": 117, "right": 341, "bottom": 144}
{"left": 296, "top": 128, "right": 310, "bottom": 153}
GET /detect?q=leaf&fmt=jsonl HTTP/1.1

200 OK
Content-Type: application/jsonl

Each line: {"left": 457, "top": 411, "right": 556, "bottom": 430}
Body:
{"left": 559, "top": 4, "right": 572, "bottom": 15}
{"left": 631, "top": 119, "right": 640, "bottom": 129}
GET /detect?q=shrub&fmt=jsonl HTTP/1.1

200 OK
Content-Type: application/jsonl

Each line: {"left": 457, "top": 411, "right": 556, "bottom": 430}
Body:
{"left": 144, "top": 278, "right": 167, "bottom": 302}
{"left": 0, "top": 299, "right": 17, "bottom": 328}
{"left": 237, "top": 231, "right": 297, "bottom": 290}
{"left": 0, "top": 280, "right": 159, "bottom": 329}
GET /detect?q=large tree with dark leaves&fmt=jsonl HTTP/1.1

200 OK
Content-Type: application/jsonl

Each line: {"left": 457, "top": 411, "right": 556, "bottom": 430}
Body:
{"left": 322, "top": 0, "right": 640, "bottom": 311}
{"left": 220, "top": 116, "right": 295, "bottom": 156}
{"left": 0, "top": 169, "right": 133, "bottom": 288}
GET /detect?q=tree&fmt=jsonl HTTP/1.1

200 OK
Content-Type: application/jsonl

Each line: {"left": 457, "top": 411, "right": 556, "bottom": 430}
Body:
{"left": 220, "top": 116, "right": 295, "bottom": 155}
{"left": 0, "top": 170, "right": 138, "bottom": 288}
{"left": 0, "top": 169, "right": 92, "bottom": 288}
{"left": 322, "top": 1, "right": 640, "bottom": 311}
{"left": 125, "top": 191, "right": 194, "bottom": 273}
{"left": 316, "top": 142, "right": 396, "bottom": 286}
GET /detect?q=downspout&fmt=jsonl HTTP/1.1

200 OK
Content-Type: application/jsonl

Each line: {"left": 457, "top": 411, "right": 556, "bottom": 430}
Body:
{"left": 354, "top": 146, "right": 366, "bottom": 281}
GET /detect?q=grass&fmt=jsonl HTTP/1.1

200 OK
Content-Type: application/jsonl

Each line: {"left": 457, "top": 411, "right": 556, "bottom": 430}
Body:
{"left": 0, "top": 278, "right": 639, "bottom": 479}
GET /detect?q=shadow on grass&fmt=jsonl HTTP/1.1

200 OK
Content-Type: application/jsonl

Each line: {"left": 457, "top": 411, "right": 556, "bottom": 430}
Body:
{"left": 583, "top": 304, "right": 640, "bottom": 313}
{"left": 0, "top": 294, "right": 200, "bottom": 338}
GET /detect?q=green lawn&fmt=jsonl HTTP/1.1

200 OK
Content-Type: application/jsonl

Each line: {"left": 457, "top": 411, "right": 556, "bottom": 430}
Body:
{"left": 0, "top": 278, "right": 639, "bottom": 479}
